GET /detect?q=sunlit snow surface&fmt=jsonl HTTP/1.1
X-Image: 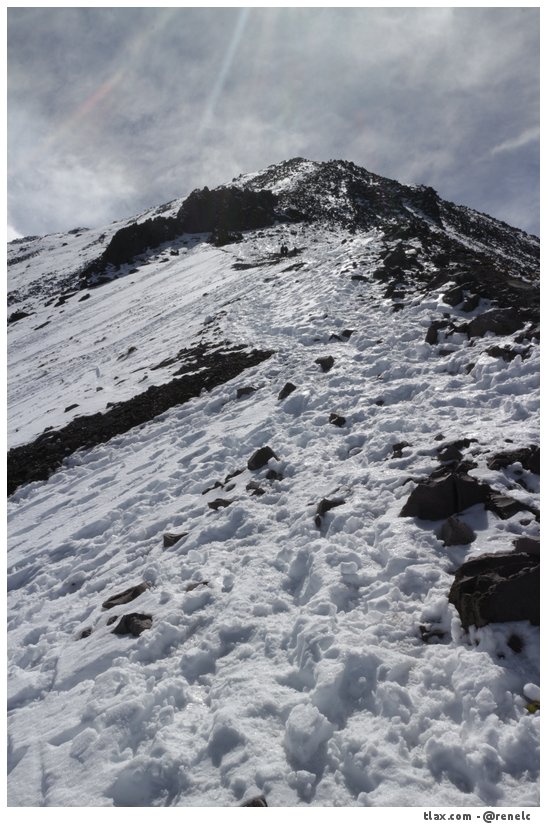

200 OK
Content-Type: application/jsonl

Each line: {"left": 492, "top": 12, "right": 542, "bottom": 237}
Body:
{"left": 7, "top": 220, "right": 539, "bottom": 806}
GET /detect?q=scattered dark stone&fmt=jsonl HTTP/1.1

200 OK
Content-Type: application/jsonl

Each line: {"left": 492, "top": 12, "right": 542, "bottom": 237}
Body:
{"left": 34, "top": 320, "right": 51, "bottom": 330}
{"left": 106, "top": 615, "right": 118, "bottom": 626}
{"left": 117, "top": 346, "right": 137, "bottom": 361}
{"left": 439, "top": 516, "right": 476, "bottom": 546}
{"left": 224, "top": 468, "right": 244, "bottom": 483}
{"left": 315, "top": 355, "right": 335, "bottom": 372}
{"left": 247, "top": 446, "right": 279, "bottom": 471}
{"left": 487, "top": 446, "right": 539, "bottom": 475}
{"left": 8, "top": 344, "right": 273, "bottom": 496}
{"left": 64, "top": 404, "right": 79, "bottom": 413}
{"left": 461, "top": 293, "right": 480, "bottom": 312}
{"left": 278, "top": 382, "right": 296, "bottom": 400}
{"left": 391, "top": 441, "right": 411, "bottom": 459}
{"left": 79, "top": 628, "right": 92, "bottom": 639}
{"left": 434, "top": 434, "right": 445, "bottom": 441}
{"left": 265, "top": 469, "right": 283, "bottom": 482}
{"left": 425, "top": 320, "right": 449, "bottom": 345}
{"left": 329, "top": 413, "right": 346, "bottom": 427}
{"left": 329, "top": 333, "right": 342, "bottom": 342}
{"left": 487, "top": 345, "right": 530, "bottom": 362}
{"left": 186, "top": 581, "right": 209, "bottom": 592}
{"left": 400, "top": 470, "right": 490, "bottom": 521}
{"left": 342, "top": 329, "right": 354, "bottom": 339}
{"left": 448, "top": 552, "right": 540, "bottom": 629}
{"left": 419, "top": 624, "right": 446, "bottom": 643}
{"left": 374, "top": 399, "right": 385, "bottom": 407}
{"left": 8, "top": 310, "right": 32, "bottom": 324}
{"left": 437, "top": 444, "right": 464, "bottom": 464}
{"left": 465, "top": 309, "right": 524, "bottom": 339}
{"left": 240, "top": 796, "right": 268, "bottom": 807}
{"left": 112, "top": 613, "right": 153, "bottom": 637}
{"left": 513, "top": 536, "right": 539, "bottom": 556}
{"left": 351, "top": 274, "right": 367, "bottom": 282}
{"left": 507, "top": 634, "right": 524, "bottom": 653}
{"left": 236, "top": 386, "right": 257, "bottom": 399}
{"left": 102, "top": 582, "right": 149, "bottom": 610}
{"left": 486, "top": 493, "right": 536, "bottom": 521}
{"left": 163, "top": 532, "right": 189, "bottom": 548}
{"left": 202, "top": 481, "right": 223, "bottom": 495}
{"left": 465, "top": 363, "right": 476, "bottom": 374}
{"left": 316, "top": 498, "right": 345, "bottom": 518}
{"left": 79, "top": 294, "right": 91, "bottom": 302}
{"left": 443, "top": 285, "right": 464, "bottom": 306}
{"left": 382, "top": 243, "right": 408, "bottom": 270}
{"left": 208, "top": 498, "right": 233, "bottom": 511}
{"left": 246, "top": 481, "right": 266, "bottom": 496}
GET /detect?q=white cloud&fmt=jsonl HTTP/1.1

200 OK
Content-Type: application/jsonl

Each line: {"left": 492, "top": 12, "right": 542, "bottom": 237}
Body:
{"left": 490, "top": 126, "right": 540, "bottom": 156}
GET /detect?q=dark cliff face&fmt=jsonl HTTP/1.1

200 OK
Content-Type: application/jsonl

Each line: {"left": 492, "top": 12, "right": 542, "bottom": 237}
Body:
{"left": 80, "top": 186, "right": 282, "bottom": 282}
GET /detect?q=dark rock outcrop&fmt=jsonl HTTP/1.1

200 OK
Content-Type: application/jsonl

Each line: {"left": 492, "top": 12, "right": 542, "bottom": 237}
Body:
{"left": 329, "top": 413, "right": 346, "bottom": 427}
{"left": 448, "top": 552, "right": 540, "bottom": 629}
{"left": 8, "top": 344, "right": 273, "bottom": 496}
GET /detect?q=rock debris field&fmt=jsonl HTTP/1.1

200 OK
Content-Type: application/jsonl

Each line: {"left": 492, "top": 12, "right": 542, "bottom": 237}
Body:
{"left": 7, "top": 160, "right": 540, "bottom": 807}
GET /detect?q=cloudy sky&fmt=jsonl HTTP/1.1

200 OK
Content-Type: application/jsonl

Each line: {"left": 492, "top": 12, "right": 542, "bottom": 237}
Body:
{"left": 7, "top": 5, "right": 540, "bottom": 239}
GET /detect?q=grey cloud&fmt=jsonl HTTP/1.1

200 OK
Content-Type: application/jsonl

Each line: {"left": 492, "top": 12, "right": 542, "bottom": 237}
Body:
{"left": 8, "top": 6, "right": 539, "bottom": 237}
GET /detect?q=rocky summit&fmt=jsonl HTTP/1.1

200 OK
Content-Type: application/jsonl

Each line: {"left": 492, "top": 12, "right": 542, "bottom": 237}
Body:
{"left": 7, "top": 158, "right": 539, "bottom": 807}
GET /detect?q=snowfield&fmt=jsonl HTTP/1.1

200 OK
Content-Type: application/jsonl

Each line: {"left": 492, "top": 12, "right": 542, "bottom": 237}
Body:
{"left": 7, "top": 180, "right": 540, "bottom": 807}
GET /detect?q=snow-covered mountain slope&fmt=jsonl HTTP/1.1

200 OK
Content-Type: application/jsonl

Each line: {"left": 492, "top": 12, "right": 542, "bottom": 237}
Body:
{"left": 7, "top": 160, "right": 540, "bottom": 807}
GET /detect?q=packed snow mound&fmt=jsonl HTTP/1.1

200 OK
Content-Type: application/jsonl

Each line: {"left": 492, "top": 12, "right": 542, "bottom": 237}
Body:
{"left": 7, "top": 160, "right": 539, "bottom": 807}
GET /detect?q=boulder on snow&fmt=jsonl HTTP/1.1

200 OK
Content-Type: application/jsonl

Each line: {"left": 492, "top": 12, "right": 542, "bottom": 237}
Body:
{"left": 329, "top": 413, "right": 346, "bottom": 427}
{"left": 240, "top": 796, "right": 268, "bottom": 807}
{"left": 102, "top": 582, "right": 149, "bottom": 610}
{"left": 163, "top": 531, "right": 189, "bottom": 548}
{"left": 465, "top": 309, "right": 524, "bottom": 339}
{"left": 400, "top": 470, "right": 490, "bottom": 521}
{"left": 486, "top": 493, "right": 538, "bottom": 521}
{"left": 278, "top": 382, "right": 296, "bottom": 400}
{"left": 315, "top": 355, "right": 335, "bottom": 372}
{"left": 247, "top": 446, "right": 279, "bottom": 470}
{"left": 315, "top": 497, "right": 345, "bottom": 528}
{"left": 448, "top": 552, "right": 540, "bottom": 629}
{"left": 208, "top": 498, "right": 233, "bottom": 510}
{"left": 112, "top": 613, "right": 153, "bottom": 636}
{"left": 236, "top": 386, "right": 257, "bottom": 399}
{"left": 439, "top": 516, "right": 476, "bottom": 546}
{"left": 487, "top": 445, "right": 539, "bottom": 475}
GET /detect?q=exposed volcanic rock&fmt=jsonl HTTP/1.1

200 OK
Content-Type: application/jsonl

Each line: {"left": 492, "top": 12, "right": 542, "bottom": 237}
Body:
{"left": 448, "top": 552, "right": 540, "bottom": 629}
{"left": 400, "top": 470, "right": 490, "bottom": 521}
{"left": 102, "top": 582, "right": 149, "bottom": 610}
{"left": 487, "top": 446, "right": 540, "bottom": 474}
{"left": 8, "top": 344, "right": 273, "bottom": 496}
{"left": 112, "top": 613, "right": 153, "bottom": 637}
{"left": 80, "top": 187, "right": 281, "bottom": 280}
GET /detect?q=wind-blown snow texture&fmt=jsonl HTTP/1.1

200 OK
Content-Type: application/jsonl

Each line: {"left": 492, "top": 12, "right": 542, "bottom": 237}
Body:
{"left": 7, "top": 159, "right": 539, "bottom": 807}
